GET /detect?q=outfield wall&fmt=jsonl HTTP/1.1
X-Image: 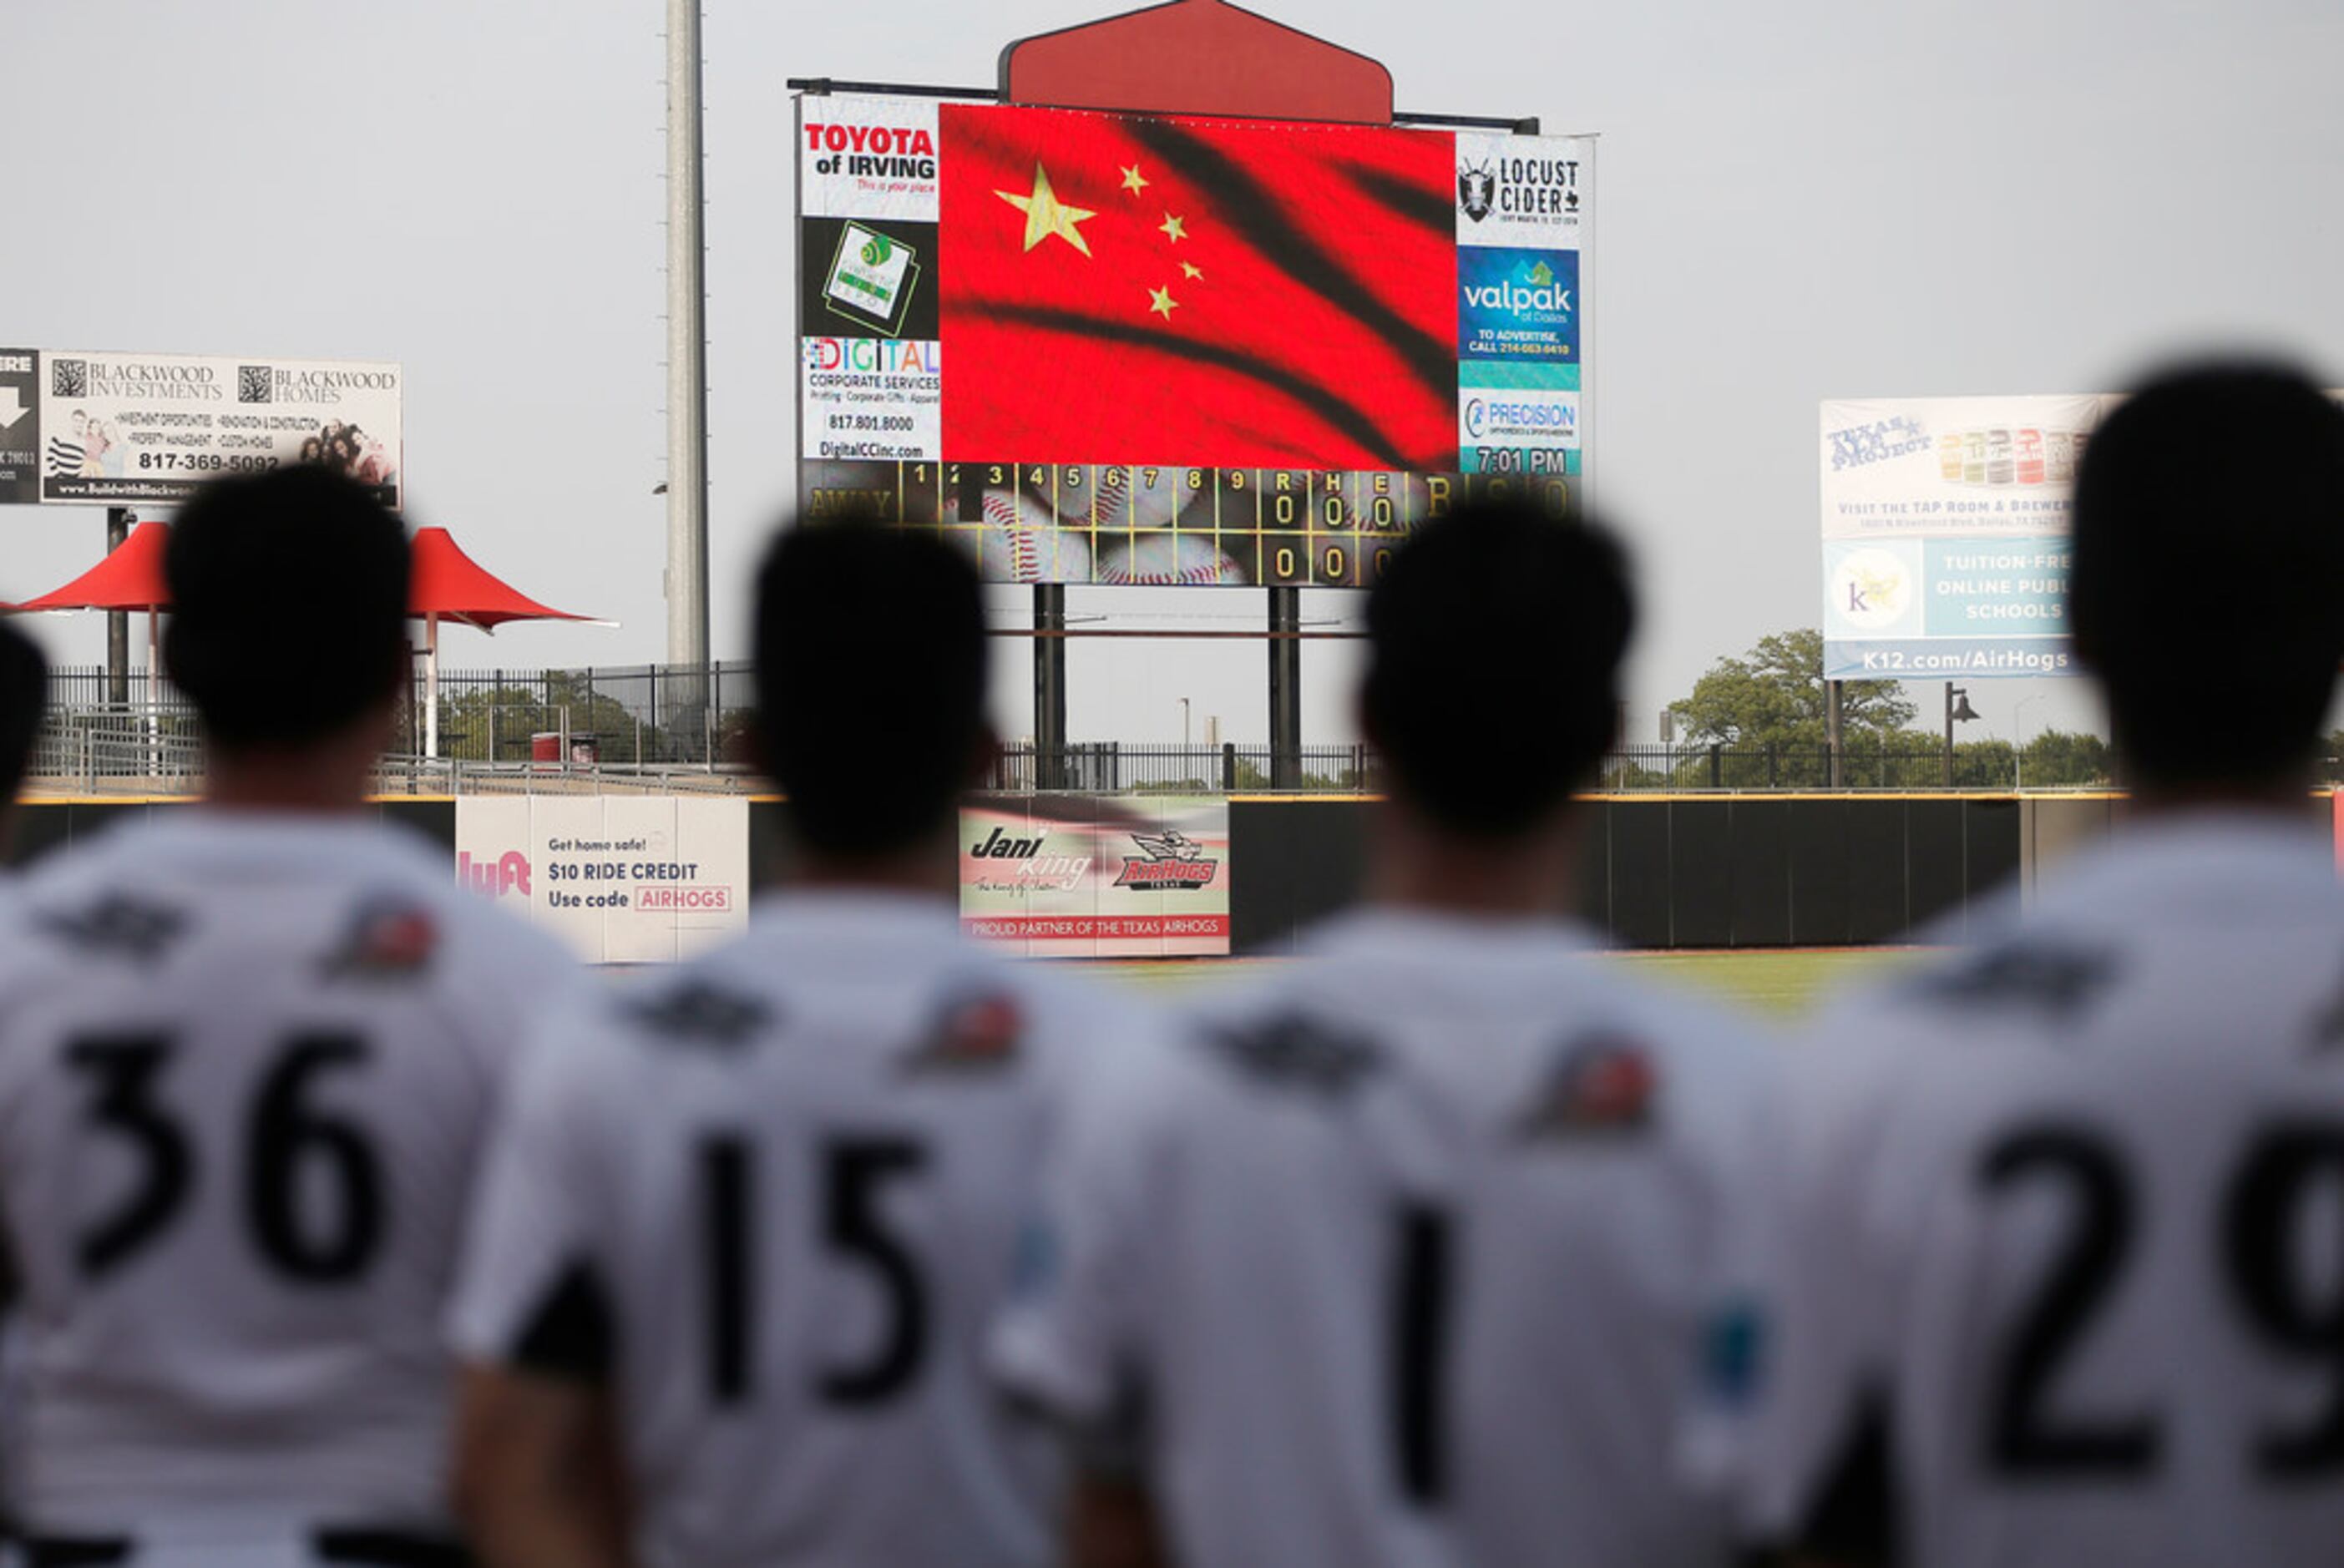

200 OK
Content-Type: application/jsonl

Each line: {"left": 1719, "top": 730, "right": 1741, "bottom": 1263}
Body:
{"left": 8, "top": 791, "right": 2319, "bottom": 956}
{"left": 1228, "top": 794, "right": 2028, "bottom": 954}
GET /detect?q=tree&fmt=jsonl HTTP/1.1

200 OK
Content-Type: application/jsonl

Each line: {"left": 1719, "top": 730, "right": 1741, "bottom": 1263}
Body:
{"left": 2019, "top": 729, "right": 2115, "bottom": 787}
{"left": 431, "top": 673, "right": 650, "bottom": 765}
{"left": 1665, "top": 629, "right": 1916, "bottom": 787}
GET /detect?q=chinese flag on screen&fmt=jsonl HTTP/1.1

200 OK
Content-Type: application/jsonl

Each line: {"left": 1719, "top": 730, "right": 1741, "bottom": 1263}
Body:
{"left": 939, "top": 105, "right": 1458, "bottom": 472}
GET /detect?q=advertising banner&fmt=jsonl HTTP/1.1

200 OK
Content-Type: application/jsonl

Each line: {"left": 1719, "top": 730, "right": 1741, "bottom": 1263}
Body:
{"left": 454, "top": 796, "right": 749, "bottom": 964}
{"left": 1820, "top": 395, "right": 2110, "bottom": 680}
{"left": 1, "top": 348, "right": 403, "bottom": 508}
{"left": 0, "top": 350, "right": 38, "bottom": 507}
{"left": 796, "top": 90, "right": 1594, "bottom": 587}
{"left": 960, "top": 793, "right": 1230, "bottom": 958}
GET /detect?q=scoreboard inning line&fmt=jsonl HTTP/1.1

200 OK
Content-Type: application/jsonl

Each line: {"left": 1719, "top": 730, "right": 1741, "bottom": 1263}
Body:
{"left": 801, "top": 460, "right": 1577, "bottom": 588}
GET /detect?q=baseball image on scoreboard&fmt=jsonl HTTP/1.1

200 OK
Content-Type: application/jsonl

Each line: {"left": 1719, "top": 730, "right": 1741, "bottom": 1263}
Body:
{"left": 796, "top": 92, "right": 1594, "bottom": 587}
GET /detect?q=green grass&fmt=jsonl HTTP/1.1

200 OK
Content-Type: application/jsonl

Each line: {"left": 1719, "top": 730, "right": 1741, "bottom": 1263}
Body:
{"left": 1606, "top": 948, "right": 1920, "bottom": 1017}
{"left": 1097, "top": 948, "right": 1919, "bottom": 1019}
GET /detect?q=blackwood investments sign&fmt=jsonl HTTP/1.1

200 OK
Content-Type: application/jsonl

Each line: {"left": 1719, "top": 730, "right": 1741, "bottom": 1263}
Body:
{"left": 0, "top": 347, "right": 402, "bottom": 508}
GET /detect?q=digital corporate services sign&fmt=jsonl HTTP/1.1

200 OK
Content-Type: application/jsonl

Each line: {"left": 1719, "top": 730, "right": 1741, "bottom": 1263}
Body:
{"left": 1820, "top": 395, "right": 2111, "bottom": 681}
{"left": 796, "top": 90, "right": 1594, "bottom": 588}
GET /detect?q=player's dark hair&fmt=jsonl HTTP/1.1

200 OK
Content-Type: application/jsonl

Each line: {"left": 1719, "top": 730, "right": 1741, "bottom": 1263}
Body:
{"left": 1363, "top": 497, "right": 1634, "bottom": 839}
{"left": 0, "top": 621, "right": 49, "bottom": 805}
{"left": 2071, "top": 362, "right": 2344, "bottom": 790}
{"left": 753, "top": 521, "right": 990, "bottom": 857}
{"left": 164, "top": 465, "right": 411, "bottom": 751}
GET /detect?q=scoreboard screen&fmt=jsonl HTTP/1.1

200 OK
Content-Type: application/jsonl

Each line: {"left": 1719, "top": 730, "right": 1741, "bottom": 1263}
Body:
{"left": 797, "top": 92, "right": 1594, "bottom": 587}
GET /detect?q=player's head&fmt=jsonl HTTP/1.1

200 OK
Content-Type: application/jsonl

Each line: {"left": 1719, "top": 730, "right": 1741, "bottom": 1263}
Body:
{"left": 165, "top": 465, "right": 411, "bottom": 756}
{"left": 1363, "top": 496, "right": 1635, "bottom": 840}
{"left": 2072, "top": 362, "right": 2344, "bottom": 792}
{"left": 0, "top": 620, "right": 49, "bottom": 828}
{"left": 752, "top": 520, "right": 990, "bottom": 861}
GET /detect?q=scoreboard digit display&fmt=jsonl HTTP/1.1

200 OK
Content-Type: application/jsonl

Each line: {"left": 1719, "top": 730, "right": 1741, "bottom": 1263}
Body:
{"left": 797, "top": 93, "right": 1592, "bottom": 587}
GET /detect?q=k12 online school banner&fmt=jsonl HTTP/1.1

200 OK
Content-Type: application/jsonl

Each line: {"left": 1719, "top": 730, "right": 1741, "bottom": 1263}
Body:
{"left": 454, "top": 796, "right": 749, "bottom": 964}
{"left": 1820, "top": 394, "right": 2113, "bottom": 682}
{"left": 961, "top": 793, "right": 1230, "bottom": 958}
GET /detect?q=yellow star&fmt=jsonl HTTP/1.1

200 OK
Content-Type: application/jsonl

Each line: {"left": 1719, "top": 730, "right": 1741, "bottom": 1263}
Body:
{"left": 1147, "top": 286, "right": 1180, "bottom": 320}
{"left": 995, "top": 163, "right": 1095, "bottom": 256}
{"left": 1120, "top": 163, "right": 1149, "bottom": 195}
{"left": 1160, "top": 212, "right": 1188, "bottom": 243}
{"left": 1180, "top": 261, "right": 1203, "bottom": 281}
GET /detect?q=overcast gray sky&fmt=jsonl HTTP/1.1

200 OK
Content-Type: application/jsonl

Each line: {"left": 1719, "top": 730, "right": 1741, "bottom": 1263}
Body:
{"left": 9, "top": 0, "right": 2342, "bottom": 751}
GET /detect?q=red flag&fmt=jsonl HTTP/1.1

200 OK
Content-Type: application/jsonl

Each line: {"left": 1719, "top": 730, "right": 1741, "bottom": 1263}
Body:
{"left": 939, "top": 105, "right": 1457, "bottom": 473}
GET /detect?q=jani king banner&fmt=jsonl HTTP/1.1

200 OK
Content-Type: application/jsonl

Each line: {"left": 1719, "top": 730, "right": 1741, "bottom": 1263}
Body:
{"left": 0, "top": 347, "right": 402, "bottom": 508}
{"left": 454, "top": 796, "right": 750, "bottom": 964}
{"left": 1819, "top": 394, "right": 2112, "bottom": 681}
{"left": 961, "top": 793, "right": 1231, "bottom": 958}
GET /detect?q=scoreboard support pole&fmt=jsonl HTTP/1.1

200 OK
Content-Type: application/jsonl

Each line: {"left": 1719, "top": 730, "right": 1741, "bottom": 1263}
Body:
{"left": 105, "top": 507, "right": 131, "bottom": 708}
{"left": 1035, "top": 584, "right": 1068, "bottom": 788}
{"left": 1268, "top": 586, "right": 1303, "bottom": 790}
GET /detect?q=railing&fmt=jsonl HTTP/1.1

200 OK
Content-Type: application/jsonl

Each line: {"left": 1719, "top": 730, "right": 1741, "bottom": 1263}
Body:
{"left": 9, "top": 665, "right": 2169, "bottom": 797}
{"left": 986, "top": 742, "right": 1379, "bottom": 794}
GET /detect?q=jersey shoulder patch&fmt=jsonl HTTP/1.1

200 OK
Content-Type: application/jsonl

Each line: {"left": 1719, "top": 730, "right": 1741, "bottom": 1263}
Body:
{"left": 1199, "top": 1009, "right": 1385, "bottom": 1098}
{"left": 37, "top": 893, "right": 190, "bottom": 964}
{"left": 625, "top": 978, "right": 772, "bottom": 1048}
{"left": 899, "top": 988, "right": 1027, "bottom": 1078}
{"left": 1901, "top": 939, "right": 2117, "bottom": 1024}
{"left": 1516, "top": 1028, "right": 1661, "bottom": 1141}
{"left": 318, "top": 893, "right": 443, "bottom": 982}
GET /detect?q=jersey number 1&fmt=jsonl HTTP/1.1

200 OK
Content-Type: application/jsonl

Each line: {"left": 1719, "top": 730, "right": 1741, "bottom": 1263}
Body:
{"left": 1390, "top": 1203, "right": 1454, "bottom": 1509}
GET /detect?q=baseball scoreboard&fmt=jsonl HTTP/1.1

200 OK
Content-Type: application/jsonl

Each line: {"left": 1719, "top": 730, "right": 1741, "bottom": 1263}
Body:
{"left": 796, "top": 91, "right": 1594, "bottom": 587}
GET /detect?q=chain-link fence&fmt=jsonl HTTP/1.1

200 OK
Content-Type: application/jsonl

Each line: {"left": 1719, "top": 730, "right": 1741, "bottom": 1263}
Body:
{"left": 7, "top": 661, "right": 2240, "bottom": 797}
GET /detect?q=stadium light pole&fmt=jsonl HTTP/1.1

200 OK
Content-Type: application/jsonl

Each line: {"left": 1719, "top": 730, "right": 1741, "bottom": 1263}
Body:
{"left": 664, "top": 0, "right": 711, "bottom": 683}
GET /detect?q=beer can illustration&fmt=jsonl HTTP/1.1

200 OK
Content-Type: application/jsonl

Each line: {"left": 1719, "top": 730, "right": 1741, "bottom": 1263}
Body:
{"left": 1938, "top": 433, "right": 1965, "bottom": 483}
{"left": 1962, "top": 430, "right": 1987, "bottom": 485}
{"left": 2014, "top": 427, "right": 2046, "bottom": 485}
{"left": 2046, "top": 431, "right": 2074, "bottom": 483}
{"left": 1986, "top": 428, "right": 2014, "bottom": 485}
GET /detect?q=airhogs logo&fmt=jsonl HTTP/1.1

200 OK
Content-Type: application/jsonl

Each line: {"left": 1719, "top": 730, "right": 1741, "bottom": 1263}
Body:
{"left": 1112, "top": 830, "right": 1220, "bottom": 892}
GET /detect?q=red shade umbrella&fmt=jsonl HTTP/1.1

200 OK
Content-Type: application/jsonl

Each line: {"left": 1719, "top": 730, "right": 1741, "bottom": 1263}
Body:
{"left": 7, "top": 520, "right": 175, "bottom": 711}
{"left": 408, "top": 526, "right": 610, "bottom": 757}
{"left": 11, "top": 518, "right": 172, "bottom": 614}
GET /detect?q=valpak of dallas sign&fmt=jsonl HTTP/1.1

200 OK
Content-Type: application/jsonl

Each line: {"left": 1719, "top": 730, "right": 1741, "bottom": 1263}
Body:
{"left": 1820, "top": 395, "right": 2111, "bottom": 680}
{"left": 961, "top": 793, "right": 1229, "bottom": 959}
{"left": 455, "top": 796, "right": 749, "bottom": 964}
{"left": 0, "top": 348, "right": 402, "bottom": 508}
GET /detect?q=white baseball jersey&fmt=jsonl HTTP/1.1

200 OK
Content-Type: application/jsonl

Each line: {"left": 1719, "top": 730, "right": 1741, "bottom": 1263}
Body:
{"left": 449, "top": 891, "right": 1145, "bottom": 1568}
{"left": 0, "top": 811, "right": 578, "bottom": 1560}
{"left": 992, "top": 908, "right": 1786, "bottom": 1568}
{"left": 1756, "top": 812, "right": 2344, "bottom": 1568}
